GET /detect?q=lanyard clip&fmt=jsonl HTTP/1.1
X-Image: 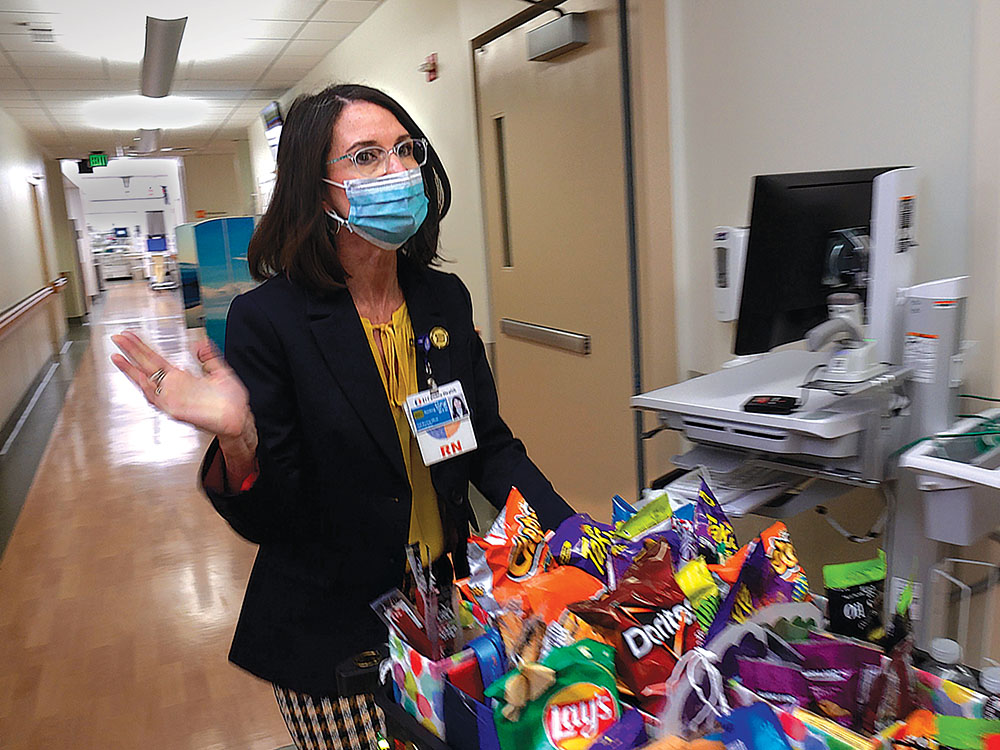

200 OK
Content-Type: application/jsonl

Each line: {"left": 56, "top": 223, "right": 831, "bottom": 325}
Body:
{"left": 415, "top": 335, "right": 437, "bottom": 392}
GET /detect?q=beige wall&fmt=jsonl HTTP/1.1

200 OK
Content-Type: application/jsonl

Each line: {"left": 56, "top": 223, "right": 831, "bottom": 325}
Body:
{"left": 665, "top": 0, "right": 975, "bottom": 380}
{"left": 248, "top": 0, "right": 525, "bottom": 339}
{"left": 0, "top": 106, "right": 61, "bottom": 311}
{"left": 0, "top": 105, "right": 68, "bottom": 428}
{"left": 0, "top": 296, "right": 65, "bottom": 430}
{"left": 43, "top": 158, "right": 85, "bottom": 319}
{"left": 181, "top": 152, "right": 246, "bottom": 222}
{"left": 967, "top": 1, "right": 1000, "bottom": 397}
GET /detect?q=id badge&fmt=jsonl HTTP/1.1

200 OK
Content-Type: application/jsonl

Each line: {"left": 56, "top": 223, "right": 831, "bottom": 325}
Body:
{"left": 405, "top": 380, "right": 478, "bottom": 466}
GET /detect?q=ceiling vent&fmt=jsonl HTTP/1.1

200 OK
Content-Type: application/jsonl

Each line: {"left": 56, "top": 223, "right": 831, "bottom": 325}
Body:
{"left": 16, "top": 21, "right": 55, "bottom": 43}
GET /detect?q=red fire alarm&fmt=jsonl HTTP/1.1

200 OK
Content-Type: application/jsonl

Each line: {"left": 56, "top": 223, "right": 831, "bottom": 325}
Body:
{"left": 419, "top": 53, "right": 438, "bottom": 82}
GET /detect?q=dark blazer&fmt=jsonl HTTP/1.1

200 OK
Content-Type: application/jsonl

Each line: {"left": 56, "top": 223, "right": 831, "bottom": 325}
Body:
{"left": 200, "top": 254, "right": 573, "bottom": 696}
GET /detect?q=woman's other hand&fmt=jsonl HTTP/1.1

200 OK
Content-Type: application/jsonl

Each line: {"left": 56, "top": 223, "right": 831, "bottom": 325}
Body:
{"left": 110, "top": 330, "right": 250, "bottom": 439}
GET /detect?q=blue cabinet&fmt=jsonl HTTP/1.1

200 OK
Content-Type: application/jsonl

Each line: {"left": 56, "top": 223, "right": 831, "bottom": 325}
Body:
{"left": 175, "top": 216, "right": 257, "bottom": 351}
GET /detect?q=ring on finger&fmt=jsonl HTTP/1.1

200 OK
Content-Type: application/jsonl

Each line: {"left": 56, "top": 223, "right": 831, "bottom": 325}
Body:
{"left": 150, "top": 368, "right": 167, "bottom": 386}
{"left": 155, "top": 385, "right": 163, "bottom": 396}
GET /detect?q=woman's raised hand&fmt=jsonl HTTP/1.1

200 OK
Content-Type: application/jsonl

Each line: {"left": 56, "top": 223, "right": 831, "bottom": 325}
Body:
{"left": 110, "top": 330, "right": 251, "bottom": 439}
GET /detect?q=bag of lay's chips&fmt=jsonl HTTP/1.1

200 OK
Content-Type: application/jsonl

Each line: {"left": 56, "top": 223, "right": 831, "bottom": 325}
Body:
{"left": 459, "top": 487, "right": 552, "bottom": 615}
{"left": 487, "top": 639, "right": 621, "bottom": 750}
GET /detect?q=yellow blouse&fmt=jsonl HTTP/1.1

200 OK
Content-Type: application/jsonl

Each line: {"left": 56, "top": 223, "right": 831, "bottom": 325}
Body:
{"left": 359, "top": 303, "right": 444, "bottom": 563}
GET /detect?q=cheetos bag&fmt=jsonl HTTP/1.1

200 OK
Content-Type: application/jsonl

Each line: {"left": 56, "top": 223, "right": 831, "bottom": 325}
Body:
{"left": 459, "top": 488, "right": 553, "bottom": 615}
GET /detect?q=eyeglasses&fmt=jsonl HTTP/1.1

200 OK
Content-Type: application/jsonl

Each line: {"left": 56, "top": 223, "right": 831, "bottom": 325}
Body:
{"left": 328, "top": 137, "right": 428, "bottom": 178}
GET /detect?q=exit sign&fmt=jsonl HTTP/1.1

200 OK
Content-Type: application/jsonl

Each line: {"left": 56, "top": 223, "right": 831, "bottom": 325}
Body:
{"left": 88, "top": 153, "right": 108, "bottom": 167}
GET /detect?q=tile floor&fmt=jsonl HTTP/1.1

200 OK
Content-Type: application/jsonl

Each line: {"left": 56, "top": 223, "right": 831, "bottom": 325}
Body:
{"left": 0, "top": 281, "right": 291, "bottom": 748}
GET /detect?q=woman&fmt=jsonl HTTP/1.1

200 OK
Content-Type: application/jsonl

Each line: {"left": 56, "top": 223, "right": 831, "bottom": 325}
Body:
{"left": 451, "top": 395, "right": 469, "bottom": 419}
{"left": 111, "top": 83, "right": 573, "bottom": 750}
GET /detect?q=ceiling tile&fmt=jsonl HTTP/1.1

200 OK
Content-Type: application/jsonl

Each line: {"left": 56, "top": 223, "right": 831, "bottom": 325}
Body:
{"left": 16, "top": 64, "right": 105, "bottom": 80}
{"left": 6, "top": 49, "right": 89, "bottom": 67}
{"left": 312, "top": 1, "right": 380, "bottom": 24}
{"left": 255, "top": 72, "right": 299, "bottom": 89}
{"left": 280, "top": 37, "right": 338, "bottom": 56}
{"left": 32, "top": 78, "right": 121, "bottom": 91}
{"left": 297, "top": 20, "right": 355, "bottom": 41}
{"left": 242, "top": 19, "right": 304, "bottom": 38}
{"left": 268, "top": 52, "right": 322, "bottom": 73}
{"left": 177, "top": 82, "right": 252, "bottom": 96}
{"left": 248, "top": 0, "right": 327, "bottom": 21}
{"left": 240, "top": 38, "right": 289, "bottom": 57}
{"left": 186, "top": 57, "right": 271, "bottom": 80}
{"left": 0, "top": 32, "right": 64, "bottom": 53}
{"left": 105, "top": 61, "right": 140, "bottom": 81}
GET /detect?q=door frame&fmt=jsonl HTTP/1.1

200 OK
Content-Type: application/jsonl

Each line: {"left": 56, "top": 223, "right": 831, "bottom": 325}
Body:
{"left": 470, "top": 0, "right": 647, "bottom": 493}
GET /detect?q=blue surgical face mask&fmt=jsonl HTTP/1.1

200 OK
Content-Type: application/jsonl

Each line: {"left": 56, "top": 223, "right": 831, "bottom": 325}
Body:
{"left": 323, "top": 167, "right": 429, "bottom": 251}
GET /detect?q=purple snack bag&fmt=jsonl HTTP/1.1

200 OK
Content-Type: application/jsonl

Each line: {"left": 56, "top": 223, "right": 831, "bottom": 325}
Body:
{"left": 707, "top": 542, "right": 797, "bottom": 642}
{"left": 607, "top": 532, "right": 681, "bottom": 588}
{"left": 738, "top": 658, "right": 811, "bottom": 710}
{"left": 550, "top": 513, "right": 618, "bottom": 579}
{"left": 796, "top": 639, "right": 881, "bottom": 729}
{"left": 695, "top": 478, "right": 739, "bottom": 564}
{"left": 589, "top": 707, "right": 648, "bottom": 749}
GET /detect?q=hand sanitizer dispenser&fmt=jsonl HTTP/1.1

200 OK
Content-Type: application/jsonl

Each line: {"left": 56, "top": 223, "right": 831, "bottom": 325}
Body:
{"left": 712, "top": 226, "right": 748, "bottom": 322}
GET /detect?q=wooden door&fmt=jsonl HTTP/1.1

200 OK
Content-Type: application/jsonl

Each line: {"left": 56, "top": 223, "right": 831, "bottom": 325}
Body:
{"left": 475, "top": 0, "right": 636, "bottom": 519}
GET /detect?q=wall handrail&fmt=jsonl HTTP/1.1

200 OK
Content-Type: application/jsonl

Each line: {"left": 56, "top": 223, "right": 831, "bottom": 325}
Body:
{"left": 0, "top": 277, "right": 67, "bottom": 341}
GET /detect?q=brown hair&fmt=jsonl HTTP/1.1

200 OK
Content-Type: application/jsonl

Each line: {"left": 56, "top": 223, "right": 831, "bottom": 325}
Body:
{"left": 247, "top": 84, "right": 452, "bottom": 291}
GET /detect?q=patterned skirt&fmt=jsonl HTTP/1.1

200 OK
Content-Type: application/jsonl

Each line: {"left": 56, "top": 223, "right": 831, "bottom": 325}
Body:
{"left": 274, "top": 684, "right": 387, "bottom": 750}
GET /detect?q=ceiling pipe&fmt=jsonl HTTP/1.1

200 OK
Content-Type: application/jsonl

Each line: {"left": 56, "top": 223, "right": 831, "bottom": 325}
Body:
{"left": 140, "top": 16, "right": 187, "bottom": 98}
{"left": 135, "top": 128, "right": 162, "bottom": 153}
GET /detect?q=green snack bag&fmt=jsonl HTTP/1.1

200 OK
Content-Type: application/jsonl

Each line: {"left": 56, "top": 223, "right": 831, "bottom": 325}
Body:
{"left": 617, "top": 491, "right": 673, "bottom": 540}
{"left": 487, "top": 639, "right": 620, "bottom": 750}
{"left": 936, "top": 716, "right": 1000, "bottom": 749}
{"left": 823, "top": 550, "right": 886, "bottom": 643}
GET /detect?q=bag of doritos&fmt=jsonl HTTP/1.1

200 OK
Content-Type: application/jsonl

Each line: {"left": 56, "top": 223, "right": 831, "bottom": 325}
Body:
{"left": 569, "top": 540, "right": 702, "bottom": 714}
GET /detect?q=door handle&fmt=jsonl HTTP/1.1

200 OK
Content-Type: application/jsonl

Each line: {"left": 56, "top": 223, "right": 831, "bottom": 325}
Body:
{"left": 499, "top": 318, "right": 591, "bottom": 355}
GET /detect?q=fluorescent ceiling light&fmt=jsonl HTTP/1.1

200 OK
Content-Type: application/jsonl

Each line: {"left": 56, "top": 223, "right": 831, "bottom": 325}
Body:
{"left": 45, "top": 0, "right": 277, "bottom": 62}
{"left": 82, "top": 96, "right": 208, "bottom": 130}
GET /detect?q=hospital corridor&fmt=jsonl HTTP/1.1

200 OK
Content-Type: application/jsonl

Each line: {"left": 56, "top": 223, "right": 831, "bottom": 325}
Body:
{"left": 0, "top": 280, "right": 289, "bottom": 747}
{"left": 5, "top": 2, "right": 1000, "bottom": 749}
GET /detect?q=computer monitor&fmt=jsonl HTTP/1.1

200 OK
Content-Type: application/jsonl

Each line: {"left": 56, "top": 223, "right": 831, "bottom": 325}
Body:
{"left": 113, "top": 227, "right": 129, "bottom": 238}
{"left": 733, "top": 167, "right": 901, "bottom": 356}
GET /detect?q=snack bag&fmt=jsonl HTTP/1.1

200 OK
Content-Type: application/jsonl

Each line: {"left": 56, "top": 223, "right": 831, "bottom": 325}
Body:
{"left": 506, "top": 564, "right": 605, "bottom": 624}
{"left": 796, "top": 639, "right": 881, "bottom": 729}
{"left": 670, "top": 503, "right": 700, "bottom": 566}
{"left": 676, "top": 557, "right": 721, "bottom": 630}
{"left": 823, "top": 551, "right": 886, "bottom": 644}
{"left": 589, "top": 707, "right": 648, "bottom": 749}
{"left": 738, "top": 658, "right": 812, "bottom": 711}
{"left": 612, "top": 495, "right": 638, "bottom": 528}
{"left": 706, "top": 522, "right": 810, "bottom": 643}
{"left": 569, "top": 540, "right": 702, "bottom": 713}
{"left": 720, "top": 702, "right": 794, "bottom": 750}
{"left": 541, "top": 609, "right": 609, "bottom": 661}
{"left": 486, "top": 639, "right": 621, "bottom": 750}
{"left": 617, "top": 491, "right": 674, "bottom": 540}
{"left": 460, "top": 487, "right": 552, "bottom": 615}
{"left": 607, "top": 531, "right": 687, "bottom": 589}
{"left": 550, "top": 513, "right": 619, "bottom": 580}
{"left": 694, "top": 478, "right": 739, "bottom": 564}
